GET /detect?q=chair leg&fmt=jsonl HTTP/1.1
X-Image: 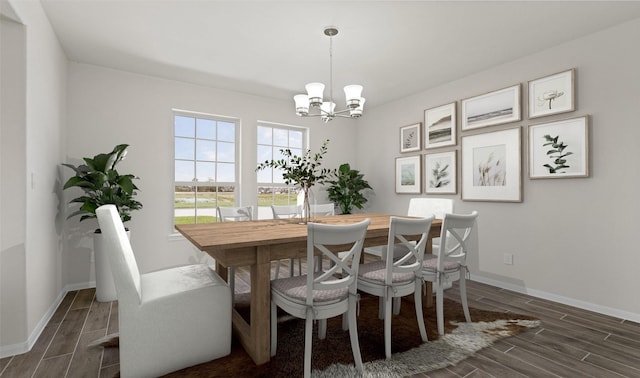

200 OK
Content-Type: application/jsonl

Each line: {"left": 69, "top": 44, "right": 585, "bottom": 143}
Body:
{"left": 436, "top": 283, "right": 445, "bottom": 335}
{"left": 342, "top": 313, "right": 348, "bottom": 331}
{"left": 384, "top": 289, "right": 393, "bottom": 359}
{"left": 289, "top": 258, "right": 295, "bottom": 277}
{"left": 229, "top": 266, "right": 235, "bottom": 307}
{"left": 414, "top": 280, "right": 428, "bottom": 342}
{"left": 459, "top": 273, "right": 471, "bottom": 323}
{"left": 304, "top": 309, "right": 314, "bottom": 378}
{"left": 392, "top": 297, "right": 401, "bottom": 315}
{"left": 271, "top": 300, "right": 278, "bottom": 357}
{"left": 348, "top": 295, "right": 364, "bottom": 372}
{"left": 378, "top": 296, "right": 384, "bottom": 319}
{"left": 318, "top": 319, "right": 327, "bottom": 340}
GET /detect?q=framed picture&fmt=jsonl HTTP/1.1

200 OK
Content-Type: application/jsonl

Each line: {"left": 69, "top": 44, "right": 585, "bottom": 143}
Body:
{"left": 528, "top": 115, "right": 589, "bottom": 179}
{"left": 424, "top": 102, "right": 456, "bottom": 149}
{"left": 528, "top": 68, "right": 575, "bottom": 119}
{"left": 399, "top": 123, "right": 421, "bottom": 153}
{"left": 461, "top": 84, "right": 521, "bottom": 131}
{"left": 395, "top": 155, "right": 421, "bottom": 194}
{"left": 461, "top": 127, "right": 522, "bottom": 202}
{"left": 425, "top": 150, "right": 457, "bottom": 194}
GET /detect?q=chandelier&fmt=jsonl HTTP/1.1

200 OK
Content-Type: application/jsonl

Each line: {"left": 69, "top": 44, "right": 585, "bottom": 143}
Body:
{"left": 293, "top": 27, "right": 365, "bottom": 122}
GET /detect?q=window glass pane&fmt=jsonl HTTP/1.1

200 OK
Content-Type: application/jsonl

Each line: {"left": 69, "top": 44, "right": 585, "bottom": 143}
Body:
{"left": 217, "top": 142, "right": 235, "bottom": 163}
{"left": 257, "top": 167, "right": 272, "bottom": 183}
{"left": 289, "top": 130, "right": 303, "bottom": 148}
{"left": 175, "top": 161, "right": 194, "bottom": 182}
{"left": 195, "top": 161, "right": 216, "bottom": 182}
{"left": 174, "top": 185, "right": 195, "bottom": 224}
{"left": 175, "top": 116, "right": 195, "bottom": 137}
{"left": 217, "top": 163, "right": 235, "bottom": 182}
{"left": 273, "top": 128, "right": 288, "bottom": 147}
{"left": 196, "top": 139, "right": 216, "bottom": 161}
{"left": 290, "top": 148, "right": 302, "bottom": 158}
{"left": 257, "top": 186, "right": 273, "bottom": 206}
{"left": 273, "top": 146, "right": 285, "bottom": 160}
{"left": 217, "top": 186, "right": 236, "bottom": 207}
{"left": 196, "top": 118, "right": 216, "bottom": 140}
{"left": 218, "top": 121, "right": 235, "bottom": 142}
{"left": 175, "top": 137, "right": 194, "bottom": 160}
{"left": 257, "top": 126, "right": 272, "bottom": 145}
{"left": 273, "top": 166, "right": 285, "bottom": 184}
{"left": 257, "top": 145, "right": 272, "bottom": 164}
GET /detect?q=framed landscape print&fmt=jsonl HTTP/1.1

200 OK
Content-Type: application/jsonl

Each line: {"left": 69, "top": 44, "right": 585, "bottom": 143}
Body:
{"left": 461, "top": 127, "right": 522, "bottom": 202}
{"left": 395, "top": 155, "right": 421, "bottom": 194}
{"left": 528, "top": 68, "right": 575, "bottom": 119}
{"left": 399, "top": 123, "right": 421, "bottom": 153}
{"left": 461, "top": 84, "right": 521, "bottom": 131}
{"left": 425, "top": 150, "right": 457, "bottom": 194}
{"left": 528, "top": 115, "right": 589, "bottom": 179}
{"left": 424, "top": 102, "right": 456, "bottom": 149}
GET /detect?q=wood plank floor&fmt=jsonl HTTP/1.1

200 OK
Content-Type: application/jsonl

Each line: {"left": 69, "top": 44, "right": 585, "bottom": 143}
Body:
{"left": 2, "top": 260, "right": 640, "bottom": 377}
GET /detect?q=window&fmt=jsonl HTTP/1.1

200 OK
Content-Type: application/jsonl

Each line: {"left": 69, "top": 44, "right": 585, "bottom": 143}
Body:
{"left": 174, "top": 111, "right": 238, "bottom": 225}
{"left": 256, "top": 123, "right": 307, "bottom": 218}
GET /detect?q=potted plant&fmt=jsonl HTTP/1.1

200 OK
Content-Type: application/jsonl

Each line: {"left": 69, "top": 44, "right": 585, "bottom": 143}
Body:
{"left": 62, "top": 144, "right": 142, "bottom": 301}
{"left": 256, "top": 140, "right": 331, "bottom": 223}
{"left": 326, "top": 163, "right": 373, "bottom": 214}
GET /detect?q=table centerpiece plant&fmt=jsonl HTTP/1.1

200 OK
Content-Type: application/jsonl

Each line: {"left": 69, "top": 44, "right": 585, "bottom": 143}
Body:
{"left": 256, "top": 139, "right": 331, "bottom": 223}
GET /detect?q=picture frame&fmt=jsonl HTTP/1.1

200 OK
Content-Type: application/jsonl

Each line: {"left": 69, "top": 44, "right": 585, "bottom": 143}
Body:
{"left": 528, "top": 68, "right": 575, "bottom": 119}
{"left": 395, "top": 155, "right": 422, "bottom": 194}
{"left": 528, "top": 115, "right": 589, "bottom": 179}
{"left": 424, "top": 102, "right": 457, "bottom": 149}
{"left": 425, "top": 150, "right": 457, "bottom": 194}
{"left": 461, "top": 84, "right": 521, "bottom": 131}
{"left": 461, "top": 127, "right": 522, "bottom": 202}
{"left": 399, "top": 123, "right": 421, "bottom": 153}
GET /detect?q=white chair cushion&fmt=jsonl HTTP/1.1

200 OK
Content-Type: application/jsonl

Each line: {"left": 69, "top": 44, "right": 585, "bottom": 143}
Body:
{"left": 141, "top": 264, "right": 226, "bottom": 304}
{"left": 422, "top": 255, "right": 461, "bottom": 272}
{"left": 358, "top": 260, "right": 415, "bottom": 284}
{"left": 271, "top": 273, "right": 347, "bottom": 304}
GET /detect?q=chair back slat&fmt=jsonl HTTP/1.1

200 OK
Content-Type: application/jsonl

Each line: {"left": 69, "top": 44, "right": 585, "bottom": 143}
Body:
{"left": 385, "top": 216, "right": 434, "bottom": 283}
{"left": 438, "top": 211, "right": 479, "bottom": 269}
{"left": 306, "top": 219, "right": 370, "bottom": 305}
{"left": 271, "top": 204, "right": 301, "bottom": 219}
{"left": 217, "top": 206, "right": 252, "bottom": 222}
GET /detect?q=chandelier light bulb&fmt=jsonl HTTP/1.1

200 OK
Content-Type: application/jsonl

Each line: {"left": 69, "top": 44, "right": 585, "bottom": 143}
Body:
{"left": 343, "top": 85, "right": 363, "bottom": 108}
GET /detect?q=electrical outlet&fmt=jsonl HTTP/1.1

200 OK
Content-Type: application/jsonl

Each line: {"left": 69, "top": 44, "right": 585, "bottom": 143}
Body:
{"left": 503, "top": 253, "right": 514, "bottom": 265}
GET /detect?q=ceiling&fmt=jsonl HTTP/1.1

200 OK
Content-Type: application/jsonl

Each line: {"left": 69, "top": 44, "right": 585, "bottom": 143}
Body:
{"left": 39, "top": 1, "right": 640, "bottom": 109}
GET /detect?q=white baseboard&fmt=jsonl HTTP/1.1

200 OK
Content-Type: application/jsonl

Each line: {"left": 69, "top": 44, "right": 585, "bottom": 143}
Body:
{"left": 0, "top": 281, "right": 95, "bottom": 359}
{"left": 470, "top": 274, "right": 640, "bottom": 323}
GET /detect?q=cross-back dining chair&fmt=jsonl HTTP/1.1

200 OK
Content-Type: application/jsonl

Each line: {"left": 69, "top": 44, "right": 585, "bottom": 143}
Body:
{"left": 357, "top": 216, "right": 433, "bottom": 359}
{"left": 271, "top": 204, "right": 302, "bottom": 278}
{"left": 96, "top": 205, "right": 231, "bottom": 377}
{"left": 419, "top": 211, "right": 478, "bottom": 335}
{"left": 216, "top": 206, "right": 253, "bottom": 305}
{"left": 270, "top": 218, "right": 370, "bottom": 378}
{"left": 309, "top": 203, "right": 335, "bottom": 217}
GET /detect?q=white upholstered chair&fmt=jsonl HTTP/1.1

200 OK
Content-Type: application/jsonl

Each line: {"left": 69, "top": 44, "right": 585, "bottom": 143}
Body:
{"left": 270, "top": 218, "right": 370, "bottom": 378}
{"left": 271, "top": 204, "right": 302, "bottom": 278}
{"left": 216, "top": 206, "right": 252, "bottom": 304}
{"left": 357, "top": 216, "right": 433, "bottom": 359}
{"left": 96, "top": 205, "right": 231, "bottom": 377}
{"left": 419, "top": 211, "right": 478, "bottom": 335}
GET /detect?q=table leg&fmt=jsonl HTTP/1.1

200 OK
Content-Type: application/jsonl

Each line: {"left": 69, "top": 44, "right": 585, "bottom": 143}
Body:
{"left": 250, "top": 248, "right": 272, "bottom": 364}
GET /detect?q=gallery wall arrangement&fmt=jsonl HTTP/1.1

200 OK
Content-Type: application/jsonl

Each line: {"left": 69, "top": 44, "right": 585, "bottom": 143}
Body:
{"left": 395, "top": 67, "right": 589, "bottom": 201}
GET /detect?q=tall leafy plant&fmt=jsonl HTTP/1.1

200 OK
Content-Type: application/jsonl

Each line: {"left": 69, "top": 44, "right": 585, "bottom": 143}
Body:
{"left": 326, "top": 163, "right": 373, "bottom": 214}
{"left": 256, "top": 140, "right": 331, "bottom": 222}
{"left": 62, "top": 144, "right": 142, "bottom": 224}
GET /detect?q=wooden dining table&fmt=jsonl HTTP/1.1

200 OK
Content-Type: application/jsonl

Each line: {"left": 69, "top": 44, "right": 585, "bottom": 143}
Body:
{"left": 176, "top": 213, "right": 442, "bottom": 365}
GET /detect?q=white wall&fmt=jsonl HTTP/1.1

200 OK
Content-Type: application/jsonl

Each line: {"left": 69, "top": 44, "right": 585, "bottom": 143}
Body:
{"left": 357, "top": 18, "right": 640, "bottom": 320}
{"left": 64, "top": 63, "right": 358, "bottom": 277}
{"left": 0, "top": 0, "right": 67, "bottom": 356}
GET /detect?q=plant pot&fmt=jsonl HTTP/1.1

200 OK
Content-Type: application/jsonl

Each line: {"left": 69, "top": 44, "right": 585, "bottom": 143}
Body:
{"left": 93, "top": 230, "right": 130, "bottom": 302}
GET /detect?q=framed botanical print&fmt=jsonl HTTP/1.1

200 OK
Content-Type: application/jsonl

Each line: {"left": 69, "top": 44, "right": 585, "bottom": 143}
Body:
{"left": 395, "top": 155, "right": 421, "bottom": 194}
{"left": 425, "top": 150, "right": 457, "bottom": 194}
{"left": 461, "top": 127, "right": 522, "bottom": 202}
{"left": 461, "top": 84, "right": 521, "bottom": 131}
{"left": 399, "top": 123, "right": 421, "bottom": 153}
{"left": 424, "top": 102, "right": 456, "bottom": 149}
{"left": 528, "top": 115, "right": 589, "bottom": 179}
{"left": 528, "top": 68, "right": 575, "bottom": 119}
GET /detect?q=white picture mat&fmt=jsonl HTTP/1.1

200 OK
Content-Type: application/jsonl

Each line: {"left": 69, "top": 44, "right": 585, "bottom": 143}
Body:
{"left": 462, "top": 85, "right": 521, "bottom": 130}
{"left": 425, "top": 151, "right": 457, "bottom": 194}
{"left": 424, "top": 102, "right": 456, "bottom": 149}
{"left": 462, "top": 127, "right": 521, "bottom": 202}
{"left": 528, "top": 69, "right": 575, "bottom": 119}
{"left": 528, "top": 116, "right": 588, "bottom": 178}
{"left": 395, "top": 155, "right": 421, "bottom": 193}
